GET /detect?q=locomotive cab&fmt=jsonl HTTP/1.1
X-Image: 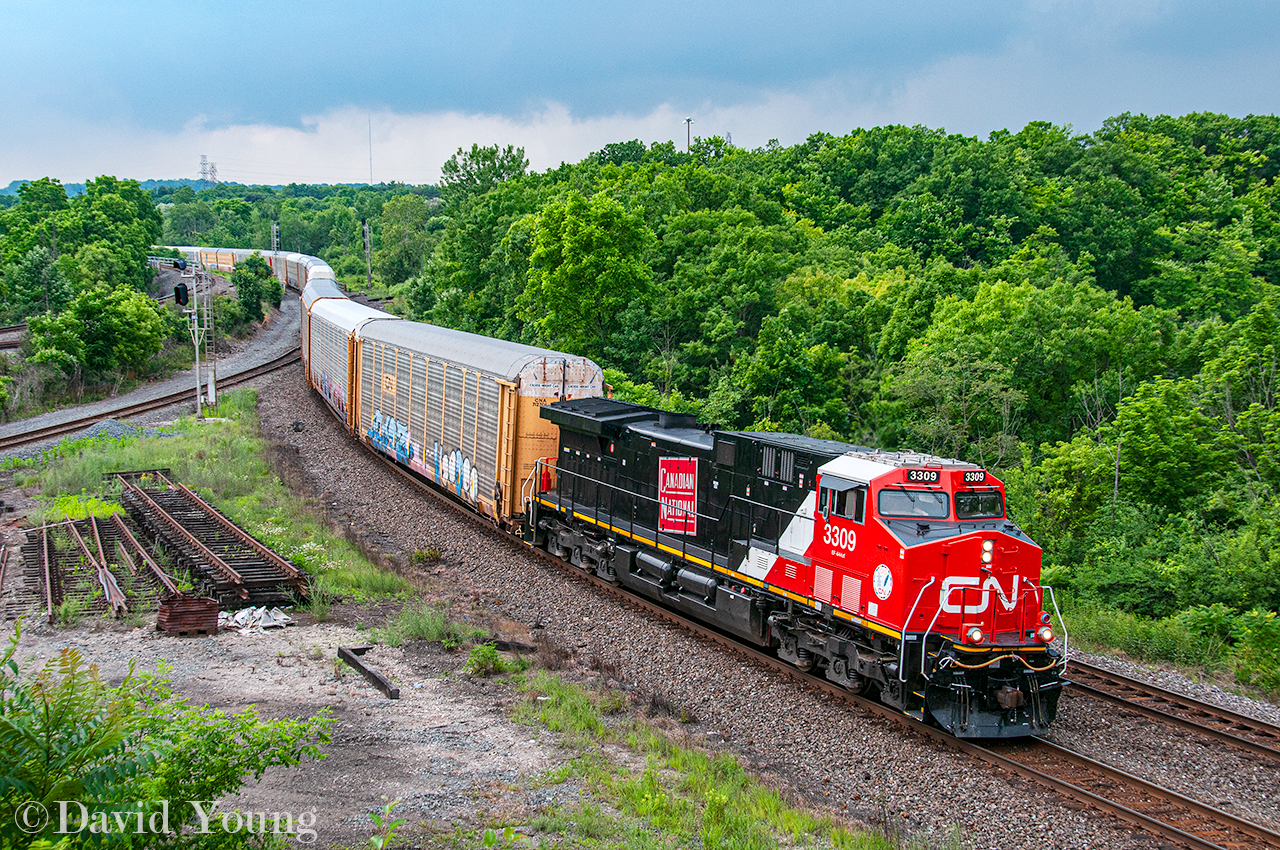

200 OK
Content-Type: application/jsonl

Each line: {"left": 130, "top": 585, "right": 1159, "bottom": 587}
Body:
{"left": 813, "top": 455, "right": 1065, "bottom": 737}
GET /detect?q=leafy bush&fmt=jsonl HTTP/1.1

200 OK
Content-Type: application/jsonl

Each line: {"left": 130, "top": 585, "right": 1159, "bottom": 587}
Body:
{"left": 1232, "top": 609, "right": 1280, "bottom": 694}
{"left": 0, "top": 624, "right": 331, "bottom": 847}
{"left": 465, "top": 643, "right": 528, "bottom": 677}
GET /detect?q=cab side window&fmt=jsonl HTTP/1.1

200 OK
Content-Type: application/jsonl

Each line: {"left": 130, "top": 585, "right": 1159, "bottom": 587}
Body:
{"left": 829, "top": 487, "right": 866, "bottom": 523}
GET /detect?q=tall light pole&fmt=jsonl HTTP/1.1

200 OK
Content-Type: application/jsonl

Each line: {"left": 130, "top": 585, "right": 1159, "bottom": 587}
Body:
{"left": 684, "top": 117, "right": 694, "bottom": 152}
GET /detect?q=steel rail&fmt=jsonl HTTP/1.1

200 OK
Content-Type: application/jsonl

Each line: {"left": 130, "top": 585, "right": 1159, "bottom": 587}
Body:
{"left": 158, "top": 474, "right": 305, "bottom": 586}
{"left": 352, "top": 430, "right": 1280, "bottom": 850}
{"left": 109, "top": 513, "right": 180, "bottom": 594}
{"left": 41, "top": 523, "right": 56, "bottom": 624}
{"left": 1067, "top": 659, "right": 1280, "bottom": 760}
{"left": 65, "top": 520, "right": 128, "bottom": 616}
{"left": 0, "top": 349, "right": 300, "bottom": 452}
{"left": 117, "top": 476, "right": 248, "bottom": 598}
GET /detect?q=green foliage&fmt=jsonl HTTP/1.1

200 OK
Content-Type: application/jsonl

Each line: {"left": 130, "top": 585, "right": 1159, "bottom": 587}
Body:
{"left": 0, "top": 625, "right": 331, "bottom": 847}
{"left": 231, "top": 252, "right": 275, "bottom": 323}
{"left": 28, "top": 283, "right": 168, "bottom": 379}
{"left": 518, "top": 190, "right": 654, "bottom": 360}
{"left": 465, "top": 643, "right": 528, "bottom": 677}
{"left": 378, "top": 600, "right": 484, "bottom": 649}
{"left": 367, "top": 797, "right": 406, "bottom": 849}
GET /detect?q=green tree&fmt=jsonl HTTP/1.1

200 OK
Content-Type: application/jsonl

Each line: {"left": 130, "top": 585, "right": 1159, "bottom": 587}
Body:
{"left": 518, "top": 191, "right": 653, "bottom": 359}
{"left": 2, "top": 245, "right": 72, "bottom": 319}
{"left": 375, "top": 194, "right": 436, "bottom": 284}
{"left": 232, "top": 253, "right": 275, "bottom": 322}
{"left": 440, "top": 144, "right": 529, "bottom": 206}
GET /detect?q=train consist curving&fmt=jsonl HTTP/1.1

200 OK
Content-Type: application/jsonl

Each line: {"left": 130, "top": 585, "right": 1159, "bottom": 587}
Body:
{"left": 181, "top": 246, "right": 1067, "bottom": 738}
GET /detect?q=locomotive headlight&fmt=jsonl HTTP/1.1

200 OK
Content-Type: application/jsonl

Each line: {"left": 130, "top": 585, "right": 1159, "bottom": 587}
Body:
{"left": 966, "top": 626, "right": 985, "bottom": 644}
{"left": 981, "top": 550, "right": 993, "bottom": 564}
{"left": 1036, "top": 625, "right": 1055, "bottom": 643}
{"left": 982, "top": 539, "right": 994, "bottom": 552}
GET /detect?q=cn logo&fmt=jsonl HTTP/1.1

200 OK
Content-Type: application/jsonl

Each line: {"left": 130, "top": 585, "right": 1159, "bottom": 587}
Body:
{"left": 940, "top": 575, "right": 1020, "bottom": 614}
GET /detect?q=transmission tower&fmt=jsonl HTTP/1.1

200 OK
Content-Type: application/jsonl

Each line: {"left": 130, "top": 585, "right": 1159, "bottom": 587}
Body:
{"left": 199, "top": 155, "right": 209, "bottom": 187}
{"left": 208, "top": 162, "right": 218, "bottom": 184}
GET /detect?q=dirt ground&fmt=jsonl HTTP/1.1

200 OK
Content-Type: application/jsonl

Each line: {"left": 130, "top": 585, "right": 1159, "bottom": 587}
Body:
{"left": 2, "top": 609, "right": 602, "bottom": 849}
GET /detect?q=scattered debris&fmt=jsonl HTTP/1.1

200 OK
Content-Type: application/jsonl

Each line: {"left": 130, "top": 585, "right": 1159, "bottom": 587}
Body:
{"left": 157, "top": 593, "right": 219, "bottom": 636}
{"left": 219, "top": 605, "right": 294, "bottom": 632}
{"left": 338, "top": 645, "right": 399, "bottom": 699}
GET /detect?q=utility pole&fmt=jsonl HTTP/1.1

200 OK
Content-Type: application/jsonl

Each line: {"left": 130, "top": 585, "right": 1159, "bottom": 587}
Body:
{"left": 684, "top": 117, "right": 694, "bottom": 152}
{"left": 187, "top": 263, "right": 205, "bottom": 418}
{"left": 363, "top": 219, "right": 372, "bottom": 292}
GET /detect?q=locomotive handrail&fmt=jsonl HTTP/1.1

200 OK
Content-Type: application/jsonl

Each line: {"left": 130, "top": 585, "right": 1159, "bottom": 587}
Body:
{"left": 529, "top": 458, "right": 814, "bottom": 569}
{"left": 1035, "top": 582, "right": 1069, "bottom": 668}
{"left": 899, "top": 576, "right": 937, "bottom": 681}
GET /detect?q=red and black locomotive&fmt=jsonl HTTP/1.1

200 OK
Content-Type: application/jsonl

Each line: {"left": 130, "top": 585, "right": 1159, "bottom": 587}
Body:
{"left": 181, "top": 244, "right": 1067, "bottom": 740}
{"left": 526, "top": 397, "right": 1066, "bottom": 738}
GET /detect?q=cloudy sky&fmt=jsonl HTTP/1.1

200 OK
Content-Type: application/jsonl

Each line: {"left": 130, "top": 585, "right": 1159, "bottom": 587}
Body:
{"left": 3, "top": 0, "right": 1279, "bottom": 187}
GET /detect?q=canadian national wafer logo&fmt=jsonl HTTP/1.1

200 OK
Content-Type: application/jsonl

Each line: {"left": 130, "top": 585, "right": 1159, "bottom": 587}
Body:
{"left": 658, "top": 457, "right": 697, "bottom": 535}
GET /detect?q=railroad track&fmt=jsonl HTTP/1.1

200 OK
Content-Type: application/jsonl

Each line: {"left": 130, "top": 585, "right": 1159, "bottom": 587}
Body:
{"left": 118, "top": 471, "right": 306, "bottom": 607}
{"left": 0, "top": 349, "right": 301, "bottom": 452}
{"left": 1066, "top": 659, "right": 1280, "bottom": 761}
{"left": 0, "top": 323, "right": 25, "bottom": 351}
{"left": 353, "top": 438, "right": 1280, "bottom": 850}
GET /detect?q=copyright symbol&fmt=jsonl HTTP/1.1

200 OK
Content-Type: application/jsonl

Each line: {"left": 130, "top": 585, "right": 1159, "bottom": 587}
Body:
{"left": 15, "top": 800, "right": 49, "bottom": 833}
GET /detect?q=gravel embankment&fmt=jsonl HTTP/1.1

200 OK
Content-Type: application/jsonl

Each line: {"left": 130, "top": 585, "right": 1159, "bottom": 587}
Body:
{"left": 253, "top": 363, "right": 1208, "bottom": 850}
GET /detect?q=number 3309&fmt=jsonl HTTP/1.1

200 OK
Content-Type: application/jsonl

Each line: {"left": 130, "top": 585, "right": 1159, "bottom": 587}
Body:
{"left": 824, "top": 524, "right": 856, "bottom": 551}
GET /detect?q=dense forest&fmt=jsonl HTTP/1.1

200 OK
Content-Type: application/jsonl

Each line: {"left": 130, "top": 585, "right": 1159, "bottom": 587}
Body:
{"left": 4, "top": 111, "right": 1278, "bottom": 689}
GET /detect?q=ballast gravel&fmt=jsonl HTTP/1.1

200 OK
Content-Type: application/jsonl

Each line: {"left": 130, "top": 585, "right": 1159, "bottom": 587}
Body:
{"left": 250, "top": 362, "right": 1245, "bottom": 850}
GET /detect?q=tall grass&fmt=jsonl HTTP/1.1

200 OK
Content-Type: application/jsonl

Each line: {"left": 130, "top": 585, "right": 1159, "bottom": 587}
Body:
{"left": 514, "top": 672, "right": 944, "bottom": 850}
{"left": 378, "top": 601, "right": 486, "bottom": 648}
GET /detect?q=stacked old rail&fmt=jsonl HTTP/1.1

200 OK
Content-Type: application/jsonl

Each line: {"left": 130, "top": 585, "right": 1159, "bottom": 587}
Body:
{"left": 117, "top": 471, "right": 306, "bottom": 606}
{"left": 1066, "top": 659, "right": 1280, "bottom": 760}
{"left": 0, "top": 349, "right": 301, "bottom": 452}
{"left": 19, "top": 513, "right": 175, "bottom": 623}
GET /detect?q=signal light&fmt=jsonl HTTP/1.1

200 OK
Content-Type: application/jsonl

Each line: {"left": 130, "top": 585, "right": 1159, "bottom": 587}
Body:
{"left": 965, "top": 626, "right": 985, "bottom": 644}
{"left": 1036, "top": 626, "right": 1055, "bottom": 643}
{"left": 174, "top": 283, "right": 189, "bottom": 306}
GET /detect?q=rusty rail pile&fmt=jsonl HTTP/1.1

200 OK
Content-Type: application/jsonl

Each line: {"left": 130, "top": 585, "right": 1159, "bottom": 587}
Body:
{"left": 118, "top": 472, "right": 307, "bottom": 606}
{"left": 20, "top": 514, "right": 173, "bottom": 623}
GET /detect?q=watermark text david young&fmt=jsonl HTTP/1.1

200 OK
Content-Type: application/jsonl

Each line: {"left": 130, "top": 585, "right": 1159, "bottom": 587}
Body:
{"left": 14, "top": 800, "right": 318, "bottom": 843}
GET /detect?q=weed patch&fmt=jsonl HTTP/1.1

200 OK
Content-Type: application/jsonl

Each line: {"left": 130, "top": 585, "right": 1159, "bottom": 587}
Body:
{"left": 379, "top": 600, "right": 486, "bottom": 649}
{"left": 508, "top": 673, "right": 919, "bottom": 849}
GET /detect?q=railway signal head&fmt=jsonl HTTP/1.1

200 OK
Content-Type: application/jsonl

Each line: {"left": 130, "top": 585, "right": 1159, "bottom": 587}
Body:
{"left": 174, "top": 283, "right": 189, "bottom": 305}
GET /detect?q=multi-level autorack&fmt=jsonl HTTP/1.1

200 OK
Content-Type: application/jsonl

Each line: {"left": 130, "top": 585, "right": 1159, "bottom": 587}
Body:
{"left": 183, "top": 246, "right": 1068, "bottom": 739}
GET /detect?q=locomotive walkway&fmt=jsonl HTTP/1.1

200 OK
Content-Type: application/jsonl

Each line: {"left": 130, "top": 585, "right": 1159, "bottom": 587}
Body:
{"left": 0, "top": 295, "right": 301, "bottom": 458}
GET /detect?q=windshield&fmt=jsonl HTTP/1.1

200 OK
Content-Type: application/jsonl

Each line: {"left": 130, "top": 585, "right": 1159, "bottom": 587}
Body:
{"left": 877, "top": 488, "right": 950, "bottom": 519}
{"left": 955, "top": 490, "right": 1005, "bottom": 519}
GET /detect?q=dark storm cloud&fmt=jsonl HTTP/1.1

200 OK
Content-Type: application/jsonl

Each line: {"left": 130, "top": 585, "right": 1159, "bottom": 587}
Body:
{"left": 5, "top": 0, "right": 1030, "bottom": 128}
